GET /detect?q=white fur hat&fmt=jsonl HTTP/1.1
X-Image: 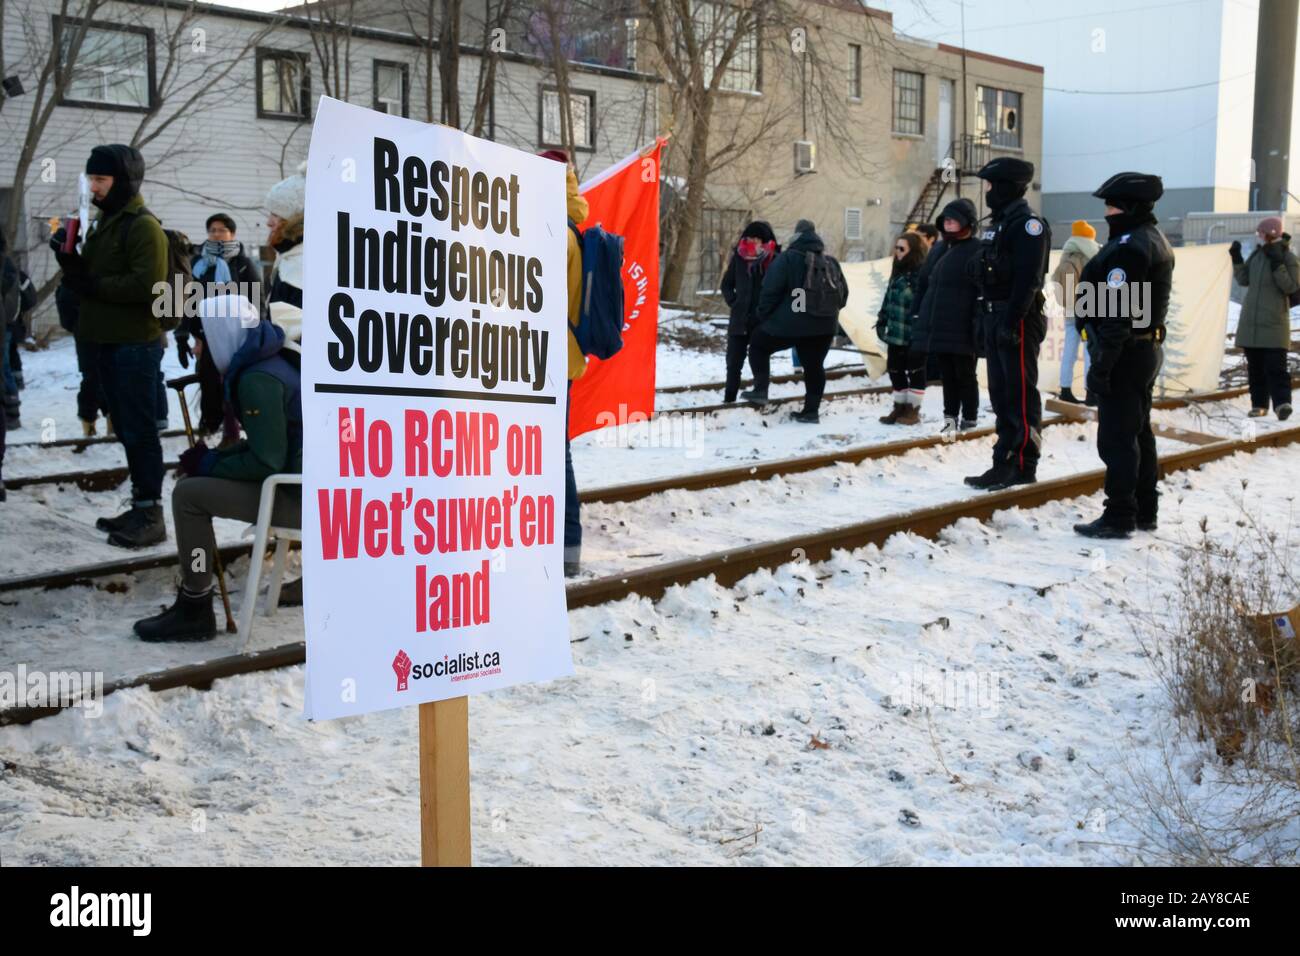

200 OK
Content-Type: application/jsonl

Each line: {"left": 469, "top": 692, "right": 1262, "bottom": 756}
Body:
{"left": 266, "top": 161, "right": 307, "bottom": 219}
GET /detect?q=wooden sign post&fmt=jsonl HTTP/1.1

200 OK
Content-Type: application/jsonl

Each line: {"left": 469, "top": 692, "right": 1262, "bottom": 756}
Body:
{"left": 418, "top": 697, "right": 471, "bottom": 867}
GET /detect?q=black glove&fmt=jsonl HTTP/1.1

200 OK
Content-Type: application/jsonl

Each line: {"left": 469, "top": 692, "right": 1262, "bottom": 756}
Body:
{"left": 1228, "top": 240, "right": 1242, "bottom": 264}
{"left": 49, "top": 227, "right": 68, "bottom": 254}
{"left": 178, "top": 441, "right": 215, "bottom": 478}
{"left": 1263, "top": 241, "right": 1285, "bottom": 263}
{"left": 175, "top": 331, "right": 192, "bottom": 369}
{"left": 1086, "top": 364, "right": 1111, "bottom": 398}
{"left": 996, "top": 323, "right": 1021, "bottom": 349}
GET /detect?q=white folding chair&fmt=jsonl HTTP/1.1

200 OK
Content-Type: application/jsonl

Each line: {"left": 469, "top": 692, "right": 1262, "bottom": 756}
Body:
{"left": 238, "top": 473, "right": 303, "bottom": 647}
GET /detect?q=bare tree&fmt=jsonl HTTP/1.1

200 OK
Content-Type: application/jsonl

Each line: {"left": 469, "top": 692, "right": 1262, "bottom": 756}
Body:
{"left": 1, "top": 0, "right": 103, "bottom": 255}
{"left": 303, "top": 0, "right": 355, "bottom": 100}
{"left": 643, "top": 0, "right": 895, "bottom": 299}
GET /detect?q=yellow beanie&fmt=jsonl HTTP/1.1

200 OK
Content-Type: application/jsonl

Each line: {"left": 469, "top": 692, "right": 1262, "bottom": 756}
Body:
{"left": 1071, "top": 220, "right": 1096, "bottom": 240}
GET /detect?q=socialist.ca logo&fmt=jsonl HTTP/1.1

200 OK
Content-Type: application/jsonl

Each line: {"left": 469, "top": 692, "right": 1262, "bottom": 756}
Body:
{"left": 393, "top": 649, "right": 412, "bottom": 691}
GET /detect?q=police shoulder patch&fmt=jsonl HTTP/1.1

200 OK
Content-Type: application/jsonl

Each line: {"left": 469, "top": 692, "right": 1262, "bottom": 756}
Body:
{"left": 1106, "top": 267, "right": 1127, "bottom": 288}
{"left": 1024, "top": 218, "right": 1044, "bottom": 236}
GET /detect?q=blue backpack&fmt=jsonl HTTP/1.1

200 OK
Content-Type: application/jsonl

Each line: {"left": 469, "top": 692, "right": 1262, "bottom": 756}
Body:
{"left": 568, "top": 220, "right": 625, "bottom": 360}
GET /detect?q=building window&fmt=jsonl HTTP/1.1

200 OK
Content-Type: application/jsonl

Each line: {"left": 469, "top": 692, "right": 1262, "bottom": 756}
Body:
{"left": 539, "top": 87, "right": 595, "bottom": 151}
{"left": 691, "top": 1, "right": 759, "bottom": 93}
{"left": 257, "top": 49, "right": 310, "bottom": 121}
{"left": 54, "top": 18, "right": 154, "bottom": 112}
{"left": 844, "top": 207, "right": 863, "bottom": 241}
{"left": 848, "top": 44, "right": 862, "bottom": 100}
{"left": 893, "top": 69, "right": 923, "bottom": 134}
{"left": 373, "top": 61, "right": 409, "bottom": 117}
{"left": 976, "top": 85, "right": 1022, "bottom": 148}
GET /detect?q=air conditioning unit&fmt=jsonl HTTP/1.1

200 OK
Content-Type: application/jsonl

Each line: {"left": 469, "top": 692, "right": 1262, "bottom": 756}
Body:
{"left": 793, "top": 140, "right": 815, "bottom": 175}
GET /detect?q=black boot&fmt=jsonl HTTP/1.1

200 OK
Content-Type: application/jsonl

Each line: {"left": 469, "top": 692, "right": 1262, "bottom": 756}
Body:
{"left": 988, "top": 462, "right": 1037, "bottom": 490}
{"left": 1085, "top": 391, "right": 1098, "bottom": 407}
{"left": 1058, "top": 387, "right": 1083, "bottom": 404}
{"left": 790, "top": 410, "right": 819, "bottom": 424}
{"left": 96, "top": 505, "right": 135, "bottom": 533}
{"left": 964, "top": 462, "right": 1013, "bottom": 489}
{"left": 1074, "top": 516, "right": 1134, "bottom": 539}
{"left": 106, "top": 504, "right": 166, "bottom": 548}
{"left": 134, "top": 588, "right": 217, "bottom": 642}
{"left": 739, "top": 388, "right": 768, "bottom": 405}
{"left": 278, "top": 576, "right": 303, "bottom": 606}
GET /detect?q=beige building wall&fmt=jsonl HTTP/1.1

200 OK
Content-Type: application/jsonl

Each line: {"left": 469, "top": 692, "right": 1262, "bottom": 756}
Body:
{"left": 668, "top": 1, "right": 1043, "bottom": 299}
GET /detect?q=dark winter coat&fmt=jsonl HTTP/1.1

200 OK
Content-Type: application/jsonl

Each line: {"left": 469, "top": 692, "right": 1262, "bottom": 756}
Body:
{"left": 190, "top": 244, "right": 262, "bottom": 290}
{"left": 1234, "top": 240, "right": 1299, "bottom": 349}
{"left": 1076, "top": 211, "right": 1175, "bottom": 372}
{"left": 911, "top": 235, "right": 982, "bottom": 356}
{"left": 755, "top": 229, "right": 847, "bottom": 338}
{"left": 720, "top": 247, "right": 774, "bottom": 334}
{"left": 74, "top": 145, "right": 169, "bottom": 345}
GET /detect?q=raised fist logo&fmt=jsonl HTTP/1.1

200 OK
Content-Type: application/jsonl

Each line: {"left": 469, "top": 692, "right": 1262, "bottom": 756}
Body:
{"left": 393, "top": 650, "right": 412, "bottom": 691}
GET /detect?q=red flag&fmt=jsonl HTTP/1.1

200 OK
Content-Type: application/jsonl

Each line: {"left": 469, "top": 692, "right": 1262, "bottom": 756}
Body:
{"left": 568, "top": 138, "right": 666, "bottom": 439}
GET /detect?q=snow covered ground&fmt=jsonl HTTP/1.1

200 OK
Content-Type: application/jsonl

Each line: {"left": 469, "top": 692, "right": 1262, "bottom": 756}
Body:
{"left": 2, "top": 444, "right": 1296, "bottom": 866}
{"left": 3, "top": 316, "right": 1298, "bottom": 867}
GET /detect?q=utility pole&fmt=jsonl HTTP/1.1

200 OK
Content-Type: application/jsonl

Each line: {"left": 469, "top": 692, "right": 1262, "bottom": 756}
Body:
{"left": 1250, "top": 0, "right": 1297, "bottom": 211}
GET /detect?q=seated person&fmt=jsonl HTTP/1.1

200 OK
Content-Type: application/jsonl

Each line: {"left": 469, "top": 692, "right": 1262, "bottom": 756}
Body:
{"left": 134, "top": 294, "right": 301, "bottom": 642}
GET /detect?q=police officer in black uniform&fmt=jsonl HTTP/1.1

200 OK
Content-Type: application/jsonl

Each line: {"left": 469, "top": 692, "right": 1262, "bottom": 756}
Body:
{"left": 1074, "top": 172, "right": 1174, "bottom": 539}
{"left": 965, "top": 158, "right": 1052, "bottom": 490}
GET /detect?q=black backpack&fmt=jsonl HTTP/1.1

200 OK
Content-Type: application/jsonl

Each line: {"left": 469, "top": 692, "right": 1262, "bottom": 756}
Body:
{"left": 802, "top": 251, "right": 847, "bottom": 318}
{"left": 118, "top": 206, "right": 193, "bottom": 331}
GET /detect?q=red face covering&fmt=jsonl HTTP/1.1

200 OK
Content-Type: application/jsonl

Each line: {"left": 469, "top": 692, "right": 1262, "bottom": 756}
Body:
{"left": 737, "top": 237, "right": 776, "bottom": 269}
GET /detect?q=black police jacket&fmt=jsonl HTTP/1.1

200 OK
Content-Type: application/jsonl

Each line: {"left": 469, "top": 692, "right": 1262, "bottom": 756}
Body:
{"left": 973, "top": 197, "right": 1051, "bottom": 328}
{"left": 1076, "top": 211, "right": 1174, "bottom": 372}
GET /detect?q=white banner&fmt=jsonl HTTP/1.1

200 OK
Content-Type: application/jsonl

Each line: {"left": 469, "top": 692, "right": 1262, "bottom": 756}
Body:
{"left": 843, "top": 242, "right": 1231, "bottom": 396}
{"left": 301, "top": 97, "right": 573, "bottom": 720}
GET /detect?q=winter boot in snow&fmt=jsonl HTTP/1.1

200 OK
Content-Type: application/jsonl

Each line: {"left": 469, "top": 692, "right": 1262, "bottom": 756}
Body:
{"left": 964, "top": 462, "right": 1014, "bottom": 489}
{"left": 1058, "top": 387, "right": 1083, "bottom": 404}
{"left": 1278, "top": 403, "right": 1293, "bottom": 421}
{"left": 791, "top": 410, "right": 820, "bottom": 424}
{"left": 96, "top": 503, "right": 135, "bottom": 533}
{"left": 879, "top": 401, "right": 904, "bottom": 425}
{"left": 940, "top": 416, "right": 959, "bottom": 438}
{"left": 987, "top": 461, "right": 1037, "bottom": 490}
{"left": 959, "top": 418, "right": 979, "bottom": 431}
{"left": 1074, "top": 515, "right": 1134, "bottom": 540}
{"left": 277, "top": 577, "right": 303, "bottom": 607}
{"left": 107, "top": 504, "right": 166, "bottom": 549}
{"left": 134, "top": 588, "right": 217, "bottom": 642}
{"left": 895, "top": 404, "right": 921, "bottom": 426}
{"left": 81, "top": 419, "right": 97, "bottom": 438}
{"left": 739, "top": 388, "right": 768, "bottom": 406}
{"left": 1248, "top": 407, "right": 1268, "bottom": 418}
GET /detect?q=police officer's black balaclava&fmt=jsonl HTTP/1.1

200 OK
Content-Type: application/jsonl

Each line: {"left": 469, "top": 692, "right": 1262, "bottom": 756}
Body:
{"left": 1103, "top": 199, "right": 1156, "bottom": 237}
{"left": 985, "top": 180, "right": 1027, "bottom": 212}
{"left": 85, "top": 144, "right": 146, "bottom": 216}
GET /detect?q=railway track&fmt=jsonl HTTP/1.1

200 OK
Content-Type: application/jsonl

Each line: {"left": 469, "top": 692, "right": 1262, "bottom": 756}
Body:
{"left": 2, "top": 366, "right": 870, "bottom": 455}
{"left": 0, "top": 412, "right": 1052, "bottom": 593}
{"left": 3, "top": 380, "right": 1258, "bottom": 493}
{"left": 5, "top": 419, "right": 1298, "bottom": 727}
{"left": 5, "top": 382, "right": 896, "bottom": 492}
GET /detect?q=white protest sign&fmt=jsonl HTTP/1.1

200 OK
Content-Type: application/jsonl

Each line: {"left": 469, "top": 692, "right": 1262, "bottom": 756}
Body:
{"left": 301, "top": 96, "right": 573, "bottom": 720}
